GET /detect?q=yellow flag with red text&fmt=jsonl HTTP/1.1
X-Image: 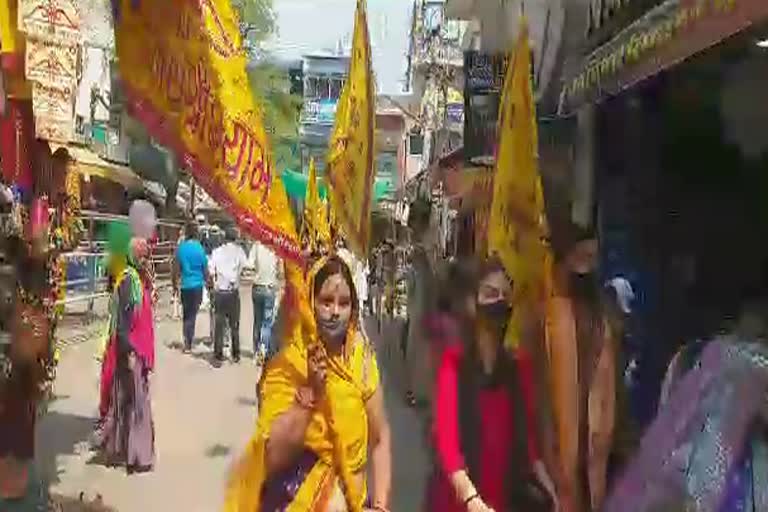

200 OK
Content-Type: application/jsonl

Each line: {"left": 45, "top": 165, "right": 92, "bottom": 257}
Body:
{"left": 488, "top": 18, "right": 551, "bottom": 349}
{"left": 327, "top": 0, "right": 376, "bottom": 258}
{"left": 112, "top": 0, "right": 300, "bottom": 261}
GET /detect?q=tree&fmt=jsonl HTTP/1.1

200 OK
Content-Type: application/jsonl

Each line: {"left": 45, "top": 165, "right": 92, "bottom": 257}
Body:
{"left": 248, "top": 62, "right": 303, "bottom": 173}
{"left": 231, "top": 0, "right": 277, "bottom": 52}
{"left": 232, "top": 0, "right": 302, "bottom": 173}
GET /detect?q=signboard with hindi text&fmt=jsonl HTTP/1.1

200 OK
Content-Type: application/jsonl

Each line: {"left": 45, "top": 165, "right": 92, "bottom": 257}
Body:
{"left": 464, "top": 51, "right": 509, "bottom": 165}
{"left": 561, "top": 0, "right": 768, "bottom": 113}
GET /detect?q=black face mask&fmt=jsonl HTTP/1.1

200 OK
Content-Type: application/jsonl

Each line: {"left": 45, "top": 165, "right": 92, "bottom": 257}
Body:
{"left": 477, "top": 301, "right": 512, "bottom": 333}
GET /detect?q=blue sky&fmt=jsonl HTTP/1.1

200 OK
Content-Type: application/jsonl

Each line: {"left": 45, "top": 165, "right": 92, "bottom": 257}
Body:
{"left": 265, "top": 0, "right": 413, "bottom": 95}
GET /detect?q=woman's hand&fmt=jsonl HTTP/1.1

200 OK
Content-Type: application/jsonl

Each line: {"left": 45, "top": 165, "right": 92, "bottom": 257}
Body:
{"left": 307, "top": 344, "right": 327, "bottom": 398}
{"left": 127, "top": 352, "right": 137, "bottom": 371}
{"left": 533, "top": 460, "right": 560, "bottom": 512}
{"left": 466, "top": 496, "right": 495, "bottom": 512}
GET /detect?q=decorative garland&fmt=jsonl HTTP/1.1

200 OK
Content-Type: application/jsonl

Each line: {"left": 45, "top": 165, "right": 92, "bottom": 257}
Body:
{"left": 0, "top": 170, "right": 84, "bottom": 404}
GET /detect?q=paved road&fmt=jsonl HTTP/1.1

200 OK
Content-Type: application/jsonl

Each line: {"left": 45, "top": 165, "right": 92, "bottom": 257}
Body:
{"left": 36, "top": 290, "right": 431, "bottom": 511}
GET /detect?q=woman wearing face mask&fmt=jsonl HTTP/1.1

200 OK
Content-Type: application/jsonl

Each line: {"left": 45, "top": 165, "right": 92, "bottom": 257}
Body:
{"left": 546, "top": 225, "right": 616, "bottom": 512}
{"left": 224, "top": 255, "right": 392, "bottom": 512}
{"left": 428, "top": 258, "right": 556, "bottom": 512}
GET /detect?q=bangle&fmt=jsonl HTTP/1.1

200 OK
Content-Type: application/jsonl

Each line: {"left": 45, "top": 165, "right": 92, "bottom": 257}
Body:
{"left": 463, "top": 494, "right": 479, "bottom": 506}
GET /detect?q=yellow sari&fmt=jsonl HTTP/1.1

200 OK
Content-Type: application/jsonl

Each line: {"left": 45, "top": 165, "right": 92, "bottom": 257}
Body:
{"left": 223, "top": 258, "right": 379, "bottom": 512}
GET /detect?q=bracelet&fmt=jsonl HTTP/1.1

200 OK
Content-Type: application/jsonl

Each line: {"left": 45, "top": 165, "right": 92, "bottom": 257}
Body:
{"left": 463, "top": 494, "right": 480, "bottom": 506}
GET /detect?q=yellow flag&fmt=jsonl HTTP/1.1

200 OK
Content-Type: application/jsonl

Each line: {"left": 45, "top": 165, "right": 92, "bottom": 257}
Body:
{"left": 303, "top": 158, "right": 331, "bottom": 251}
{"left": 488, "top": 18, "right": 550, "bottom": 349}
{"left": 112, "top": 0, "right": 300, "bottom": 261}
{"left": 0, "top": 0, "right": 21, "bottom": 57}
{"left": 327, "top": 0, "right": 376, "bottom": 258}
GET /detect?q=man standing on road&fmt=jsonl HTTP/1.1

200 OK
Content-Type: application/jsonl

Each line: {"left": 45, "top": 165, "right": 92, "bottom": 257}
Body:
{"left": 175, "top": 222, "right": 208, "bottom": 353}
{"left": 248, "top": 241, "right": 283, "bottom": 365}
{"left": 209, "top": 228, "right": 247, "bottom": 365}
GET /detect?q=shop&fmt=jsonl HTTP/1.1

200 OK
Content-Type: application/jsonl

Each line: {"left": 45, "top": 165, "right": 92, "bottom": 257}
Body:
{"left": 562, "top": 0, "right": 768, "bottom": 424}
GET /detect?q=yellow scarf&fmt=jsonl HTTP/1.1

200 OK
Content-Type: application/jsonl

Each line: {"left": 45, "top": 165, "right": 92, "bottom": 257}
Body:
{"left": 223, "top": 257, "right": 379, "bottom": 512}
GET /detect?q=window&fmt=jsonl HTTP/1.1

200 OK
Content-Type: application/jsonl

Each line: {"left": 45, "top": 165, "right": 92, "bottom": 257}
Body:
{"left": 305, "top": 77, "right": 319, "bottom": 98}
{"left": 330, "top": 78, "right": 343, "bottom": 100}
{"left": 409, "top": 134, "right": 424, "bottom": 156}
{"left": 423, "top": 2, "right": 444, "bottom": 32}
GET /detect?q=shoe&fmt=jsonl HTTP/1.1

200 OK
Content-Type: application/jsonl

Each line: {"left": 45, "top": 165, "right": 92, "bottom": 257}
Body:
{"left": 233, "top": 355, "right": 241, "bottom": 363}
{"left": 212, "top": 358, "right": 223, "bottom": 368}
{"left": 182, "top": 347, "right": 191, "bottom": 354}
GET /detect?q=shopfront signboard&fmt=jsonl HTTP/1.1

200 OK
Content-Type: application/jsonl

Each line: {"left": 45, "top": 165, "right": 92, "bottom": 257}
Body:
{"left": 562, "top": 0, "right": 768, "bottom": 114}
{"left": 301, "top": 98, "right": 338, "bottom": 125}
{"left": 447, "top": 102, "right": 464, "bottom": 128}
{"left": 463, "top": 51, "right": 509, "bottom": 165}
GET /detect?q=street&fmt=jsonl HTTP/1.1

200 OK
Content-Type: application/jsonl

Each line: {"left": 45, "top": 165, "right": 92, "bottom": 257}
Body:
{"left": 36, "top": 289, "right": 431, "bottom": 511}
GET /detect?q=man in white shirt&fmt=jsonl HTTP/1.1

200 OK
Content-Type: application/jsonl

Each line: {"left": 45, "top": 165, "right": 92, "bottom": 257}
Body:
{"left": 208, "top": 228, "right": 247, "bottom": 364}
{"left": 249, "top": 241, "right": 284, "bottom": 364}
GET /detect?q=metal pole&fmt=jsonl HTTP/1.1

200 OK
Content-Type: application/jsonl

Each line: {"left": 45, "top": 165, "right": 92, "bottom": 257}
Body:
{"left": 189, "top": 178, "right": 197, "bottom": 216}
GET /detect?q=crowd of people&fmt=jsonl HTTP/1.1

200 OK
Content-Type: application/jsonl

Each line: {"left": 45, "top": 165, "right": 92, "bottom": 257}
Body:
{"left": 83, "top": 210, "right": 768, "bottom": 512}
{"left": 172, "top": 221, "right": 285, "bottom": 366}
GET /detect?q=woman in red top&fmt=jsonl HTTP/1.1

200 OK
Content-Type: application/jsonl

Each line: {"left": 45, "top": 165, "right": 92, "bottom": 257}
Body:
{"left": 427, "top": 259, "right": 557, "bottom": 512}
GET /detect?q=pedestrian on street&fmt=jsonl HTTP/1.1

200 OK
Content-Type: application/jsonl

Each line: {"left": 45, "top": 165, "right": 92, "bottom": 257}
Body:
{"left": 208, "top": 228, "right": 247, "bottom": 365}
{"left": 248, "top": 240, "right": 283, "bottom": 364}
{"left": 223, "top": 255, "right": 392, "bottom": 512}
{"left": 428, "top": 258, "right": 557, "bottom": 512}
{"left": 175, "top": 222, "right": 208, "bottom": 353}
{"left": 95, "top": 238, "right": 156, "bottom": 473}
{"left": 548, "top": 224, "right": 617, "bottom": 512}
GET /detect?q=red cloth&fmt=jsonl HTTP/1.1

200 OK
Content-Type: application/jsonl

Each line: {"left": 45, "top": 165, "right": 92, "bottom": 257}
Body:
{"left": 0, "top": 99, "right": 34, "bottom": 189}
{"left": 130, "top": 282, "right": 156, "bottom": 370}
{"left": 98, "top": 335, "right": 116, "bottom": 419}
{"left": 98, "top": 282, "right": 155, "bottom": 419}
{"left": 428, "top": 343, "right": 540, "bottom": 512}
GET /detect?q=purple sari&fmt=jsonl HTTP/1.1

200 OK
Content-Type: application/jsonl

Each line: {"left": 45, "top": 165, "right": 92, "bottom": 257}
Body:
{"left": 604, "top": 339, "right": 768, "bottom": 512}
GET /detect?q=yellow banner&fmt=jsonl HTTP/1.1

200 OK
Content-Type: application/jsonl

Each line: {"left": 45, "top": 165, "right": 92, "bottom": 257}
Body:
{"left": 488, "top": 18, "right": 551, "bottom": 349}
{"left": 327, "top": 0, "right": 375, "bottom": 258}
{"left": 303, "top": 158, "right": 330, "bottom": 251}
{"left": 112, "top": 0, "right": 300, "bottom": 261}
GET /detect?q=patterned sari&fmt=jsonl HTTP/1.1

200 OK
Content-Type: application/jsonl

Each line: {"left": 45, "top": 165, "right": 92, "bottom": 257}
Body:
{"left": 605, "top": 338, "right": 768, "bottom": 512}
{"left": 223, "top": 257, "right": 379, "bottom": 512}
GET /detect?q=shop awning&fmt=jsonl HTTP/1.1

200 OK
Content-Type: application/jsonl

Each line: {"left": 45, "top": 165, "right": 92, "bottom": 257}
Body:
{"left": 560, "top": 0, "right": 768, "bottom": 114}
{"left": 66, "top": 146, "right": 144, "bottom": 190}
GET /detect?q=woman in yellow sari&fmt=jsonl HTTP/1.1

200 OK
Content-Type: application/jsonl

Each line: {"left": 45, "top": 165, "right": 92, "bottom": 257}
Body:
{"left": 224, "top": 255, "right": 392, "bottom": 512}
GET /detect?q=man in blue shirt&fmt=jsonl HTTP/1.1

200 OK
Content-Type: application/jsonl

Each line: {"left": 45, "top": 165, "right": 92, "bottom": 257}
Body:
{"left": 175, "top": 222, "right": 209, "bottom": 352}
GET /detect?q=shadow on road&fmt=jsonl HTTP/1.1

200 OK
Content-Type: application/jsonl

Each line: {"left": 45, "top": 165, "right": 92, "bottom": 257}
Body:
{"left": 236, "top": 396, "right": 257, "bottom": 407}
{"left": 35, "top": 412, "right": 95, "bottom": 487}
{"left": 204, "top": 444, "right": 231, "bottom": 458}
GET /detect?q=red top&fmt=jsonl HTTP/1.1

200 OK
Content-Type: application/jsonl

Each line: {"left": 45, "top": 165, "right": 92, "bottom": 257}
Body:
{"left": 429, "top": 341, "right": 540, "bottom": 512}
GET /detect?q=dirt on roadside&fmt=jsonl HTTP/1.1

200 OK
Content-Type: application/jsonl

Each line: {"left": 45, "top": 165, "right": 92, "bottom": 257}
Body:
{"left": 48, "top": 494, "right": 115, "bottom": 512}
